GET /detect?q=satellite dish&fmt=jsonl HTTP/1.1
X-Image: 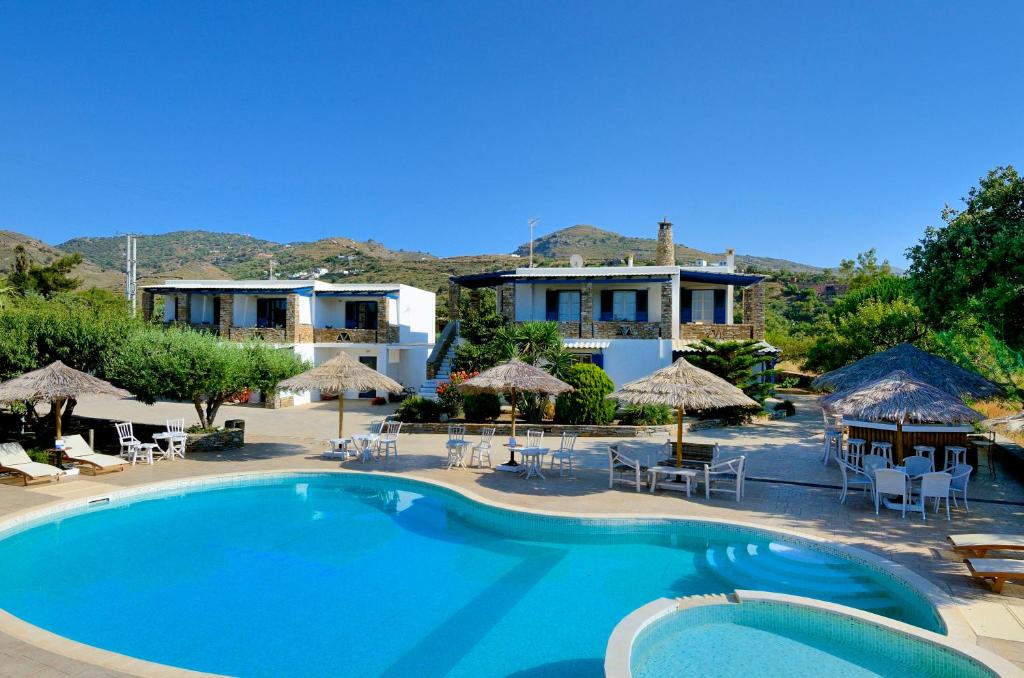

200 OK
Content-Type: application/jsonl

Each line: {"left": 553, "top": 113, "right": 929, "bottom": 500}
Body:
{"left": 569, "top": 254, "right": 584, "bottom": 268}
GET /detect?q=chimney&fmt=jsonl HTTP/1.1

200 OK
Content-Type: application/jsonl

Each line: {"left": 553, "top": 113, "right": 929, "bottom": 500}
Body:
{"left": 726, "top": 248, "right": 735, "bottom": 268}
{"left": 656, "top": 217, "right": 675, "bottom": 266}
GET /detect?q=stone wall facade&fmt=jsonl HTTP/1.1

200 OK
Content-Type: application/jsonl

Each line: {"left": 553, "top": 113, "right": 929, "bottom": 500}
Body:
{"left": 498, "top": 283, "right": 515, "bottom": 322}
{"left": 592, "top": 321, "right": 663, "bottom": 339}
{"left": 448, "top": 282, "right": 461, "bottom": 321}
{"left": 656, "top": 219, "right": 675, "bottom": 266}
{"left": 141, "top": 291, "right": 155, "bottom": 321}
{"left": 680, "top": 323, "right": 756, "bottom": 340}
{"left": 659, "top": 280, "right": 674, "bottom": 338}
{"left": 218, "top": 294, "right": 233, "bottom": 336}
{"left": 741, "top": 282, "right": 766, "bottom": 340}
{"left": 227, "top": 327, "right": 289, "bottom": 342}
{"left": 175, "top": 294, "right": 192, "bottom": 323}
{"left": 313, "top": 327, "right": 397, "bottom": 343}
{"left": 185, "top": 427, "right": 244, "bottom": 453}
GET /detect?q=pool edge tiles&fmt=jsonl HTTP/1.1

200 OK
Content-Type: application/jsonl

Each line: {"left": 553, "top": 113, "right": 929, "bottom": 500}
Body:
{"left": 607, "top": 591, "right": 1023, "bottom": 678}
{"left": 0, "top": 469, "right": 971, "bottom": 677}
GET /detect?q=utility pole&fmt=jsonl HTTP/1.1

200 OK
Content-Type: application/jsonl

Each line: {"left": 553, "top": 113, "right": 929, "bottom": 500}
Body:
{"left": 528, "top": 217, "right": 540, "bottom": 268}
{"left": 125, "top": 235, "right": 138, "bottom": 316}
{"left": 269, "top": 259, "right": 277, "bottom": 280}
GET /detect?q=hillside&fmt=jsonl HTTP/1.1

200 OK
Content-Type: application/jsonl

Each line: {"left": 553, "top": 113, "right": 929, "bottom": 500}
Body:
{"left": 0, "top": 231, "right": 123, "bottom": 290}
{"left": 516, "top": 225, "right": 823, "bottom": 273}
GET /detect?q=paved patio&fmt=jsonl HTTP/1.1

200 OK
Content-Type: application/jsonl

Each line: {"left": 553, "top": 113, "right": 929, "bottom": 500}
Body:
{"left": 1, "top": 393, "right": 1023, "bottom": 675}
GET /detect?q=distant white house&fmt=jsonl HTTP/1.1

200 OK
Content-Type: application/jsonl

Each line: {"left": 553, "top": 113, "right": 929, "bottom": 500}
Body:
{"left": 448, "top": 219, "right": 776, "bottom": 387}
{"left": 141, "top": 280, "right": 435, "bottom": 405}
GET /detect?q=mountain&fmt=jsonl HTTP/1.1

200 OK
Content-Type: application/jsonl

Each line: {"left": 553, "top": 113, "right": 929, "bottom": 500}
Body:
{"left": 515, "top": 225, "right": 823, "bottom": 273}
{"left": 0, "top": 231, "right": 123, "bottom": 290}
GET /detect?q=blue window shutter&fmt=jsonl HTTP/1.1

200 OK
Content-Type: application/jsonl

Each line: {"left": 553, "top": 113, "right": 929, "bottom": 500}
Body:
{"left": 636, "top": 290, "right": 648, "bottom": 322}
{"left": 546, "top": 290, "right": 559, "bottom": 321}
{"left": 345, "top": 302, "right": 357, "bottom": 329}
{"left": 600, "top": 290, "right": 613, "bottom": 321}
{"left": 713, "top": 289, "right": 727, "bottom": 324}
{"left": 680, "top": 290, "right": 692, "bottom": 323}
{"left": 592, "top": 353, "right": 604, "bottom": 368}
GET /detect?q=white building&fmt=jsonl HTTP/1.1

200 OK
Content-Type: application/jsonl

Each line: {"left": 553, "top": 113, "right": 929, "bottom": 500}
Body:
{"left": 447, "top": 219, "right": 774, "bottom": 387}
{"left": 141, "top": 280, "right": 435, "bottom": 405}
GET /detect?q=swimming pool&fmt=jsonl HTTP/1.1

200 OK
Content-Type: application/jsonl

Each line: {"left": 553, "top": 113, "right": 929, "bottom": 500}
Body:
{"left": 0, "top": 473, "right": 943, "bottom": 676}
{"left": 621, "top": 594, "right": 1018, "bottom": 678}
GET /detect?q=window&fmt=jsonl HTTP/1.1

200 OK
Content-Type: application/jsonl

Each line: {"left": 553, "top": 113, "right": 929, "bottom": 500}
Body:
{"left": 557, "top": 291, "right": 580, "bottom": 321}
{"left": 691, "top": 290, "right": 714, "bottom": 323}
{"left": 345, "top": 301, "right": 379, "bottom": 329}
{"left": 612, "top": 291, "right": 637, "bottom": 321}
{"left": 256, "top": 298, "right": 288, "bottom": 328}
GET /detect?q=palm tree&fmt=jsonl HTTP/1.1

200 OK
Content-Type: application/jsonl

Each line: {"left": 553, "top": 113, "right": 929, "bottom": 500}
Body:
{"left": 493, "top": 321, "right": 573, "bottom": 422}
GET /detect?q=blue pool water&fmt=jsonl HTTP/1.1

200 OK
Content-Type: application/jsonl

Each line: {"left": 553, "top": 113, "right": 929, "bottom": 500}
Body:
{"left": 0, "top": 474, "right": 940, "bottom": 677}
{"left": 631, "top": 602, "right": 995, "bottom": 678}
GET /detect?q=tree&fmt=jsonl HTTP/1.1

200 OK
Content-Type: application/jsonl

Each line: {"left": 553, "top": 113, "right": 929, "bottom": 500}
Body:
{"left": 683, "top": 339, "right": 778, "bottom": 404}
{"left": 554, "top": 363, "right": 616, "bottom": 424}
{"left": 837, "top": 248, "right": 893, "bottom": 291}
{"left": 105, "top": 327, "right": 306, "bottom": 429}
{"left": 907, "top": 166, "right": 1024, "bottom": 348}
{"left": 7, "top": 246, "right": 83, "bottom": 298}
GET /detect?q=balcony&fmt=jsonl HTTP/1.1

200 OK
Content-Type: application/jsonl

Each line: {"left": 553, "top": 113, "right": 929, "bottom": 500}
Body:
{"left": 680, "top": 323, "right": 756, "bottom": 341}
{"left": 313, "top": 326, "right": 398, "bottom": 344}
{"left": 515, "top": 320, "right": 664, "bottom": 339}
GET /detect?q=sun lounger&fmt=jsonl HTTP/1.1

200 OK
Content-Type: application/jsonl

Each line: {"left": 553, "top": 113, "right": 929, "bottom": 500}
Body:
{"left": 0, "top": 442, "right": 63, "bottom": 486}
{"left": 965, "top": 558, "right": 1024, "bottom": 593}
{"left": 947, "top": 534, "right": 1024, "bottom": 558}
{"left": 61, "top": 435, "right": 127, "bottom": 474}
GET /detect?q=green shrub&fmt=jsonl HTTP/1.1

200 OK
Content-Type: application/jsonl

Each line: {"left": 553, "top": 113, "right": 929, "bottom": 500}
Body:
{"left": 463, "top": 393, "right": 501, "bottom": 422}
{"left": 618, "top": 404, "right": 674, "bottom": 426}
{"left": 394, "top": 396, "right": 444, "bottom": 423}
{"left": 554, "top": 363, "right": 617, "bottom": 425}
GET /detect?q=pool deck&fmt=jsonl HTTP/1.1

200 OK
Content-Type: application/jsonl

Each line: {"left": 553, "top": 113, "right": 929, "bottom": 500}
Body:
{"left": 1, "top": 393, "right": 1023, "bottom": 676}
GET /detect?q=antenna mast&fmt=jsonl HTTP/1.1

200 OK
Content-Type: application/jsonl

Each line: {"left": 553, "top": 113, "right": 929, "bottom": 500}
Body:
{"left": 528, "top": 217, "right": 540, "bottom": 268}
{"left": 125, "top": 235, "right": 138, "bottom": 316}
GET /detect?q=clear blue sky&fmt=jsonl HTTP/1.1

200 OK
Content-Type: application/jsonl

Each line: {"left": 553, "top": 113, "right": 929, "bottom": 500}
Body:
{"left": 1, "top": 1, "right": 1021, "bottom": 267}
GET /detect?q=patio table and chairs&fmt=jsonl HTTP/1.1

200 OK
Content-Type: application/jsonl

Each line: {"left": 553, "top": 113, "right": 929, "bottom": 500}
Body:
{"left": 648, "top": 465, "right": 699, "bottom": 497}
{"left": 322, "top": 437, "right": 353, "bottom": 460}
{"left": 351, "top": 434, "right": 378, "bottom": 463}
{"left": 152, "top": 418, "right": 187, "bottom": 461}
{"left": 115, "top": 422, "right": 159, "bottom": 465}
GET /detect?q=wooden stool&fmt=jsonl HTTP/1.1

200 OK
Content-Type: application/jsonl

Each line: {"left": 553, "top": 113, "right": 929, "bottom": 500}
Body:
{"left": 913, "top": 445, "right": 936, "bottom": 466}
{"left": 944, "top": 446, "right": 967, "bottom": 471}
{"left": 868, "top": 440, "right": 892, "bottom": 467}
{"left": 845, "top": 438, "right": 866, "bottom": 468}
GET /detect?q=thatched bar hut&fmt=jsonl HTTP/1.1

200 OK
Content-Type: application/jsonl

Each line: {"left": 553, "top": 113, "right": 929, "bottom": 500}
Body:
{"left": 820, "top": 370, "right": 983, "bottom": 465}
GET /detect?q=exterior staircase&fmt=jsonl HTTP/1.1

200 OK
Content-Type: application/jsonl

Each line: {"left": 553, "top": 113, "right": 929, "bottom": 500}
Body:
{"left": 420, "top": 321, "right": 459, "bottom": 400}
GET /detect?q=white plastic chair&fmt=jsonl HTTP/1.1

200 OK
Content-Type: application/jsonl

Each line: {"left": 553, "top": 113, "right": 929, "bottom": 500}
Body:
{"left": 526, "top": 429, "right": 544, "bottom": 449}
{"left": 949, "top": 464, "right": 972, "bottom": 512}
{"left": 917, "top": 472, "right": 952, "bottom": 521}
{"left": 469, "top": 427, "right": 496, "bottom": 468}
{"left": 165, "top": 418, "right": 187, "bottom": 460}
{"left": 703, "top": 455, "right": 746, "bottom": 502}
{"left": 874, "top": 468, "right": 909, "bottom": 517}
{"left": 445, "top": 425, "right": 468, "bottom": 469}
{"left": 608, "top": 444, "right": 646, "bottom": 492}
{"left": 548, "top": 432, "right": 579, "bottom": 478}
{"left": 904, "top": 455, "right": 934, "bottom": 499}
{"left": 114, "top": 422, "right": 141, "bottom": 460}
{"left": 377, "top": 421, "right": 402, "bottom": 462}
{"left": 862, "top": 454, "right": 889, "bottom": 475}
{"left": 838, "top": 458, "right": 874, "bottom": 504}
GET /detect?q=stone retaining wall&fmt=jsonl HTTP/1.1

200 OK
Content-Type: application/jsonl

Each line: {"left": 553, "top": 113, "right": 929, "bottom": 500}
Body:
{"left": 186, "top": 427, "right": 244, "bottom": 453}
{"left": 397, "top": 418, "right": 727, "bottom": 437}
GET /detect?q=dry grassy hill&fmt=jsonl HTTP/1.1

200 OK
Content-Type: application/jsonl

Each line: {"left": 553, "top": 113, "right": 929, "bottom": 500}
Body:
{"left": 0, "top": 230, "right": 123, "bottom": 290}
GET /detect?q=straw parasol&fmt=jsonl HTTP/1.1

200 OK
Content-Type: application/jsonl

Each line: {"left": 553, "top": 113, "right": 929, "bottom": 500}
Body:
{"left": 607, "top": 357, "right": 759, "bottom": 467}
{"left": 278, "top": 352, "right": 403, "bottom": 437}
{"left": 820, "top": 369, "right": 983, "bottom": 460}
{"left": 0, "top": 360, "right": 131, "bottom": 440}
{"left": 811, "top": 343, "right": 1002, "bottom": 399}
{"left": 457, "top": 359, "right": 573, "bottom": 461}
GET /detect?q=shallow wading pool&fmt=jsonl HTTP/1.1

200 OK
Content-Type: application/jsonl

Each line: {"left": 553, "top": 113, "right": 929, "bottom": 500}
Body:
{"left": 0, "top": 473, "right": 944, "bottom": 676}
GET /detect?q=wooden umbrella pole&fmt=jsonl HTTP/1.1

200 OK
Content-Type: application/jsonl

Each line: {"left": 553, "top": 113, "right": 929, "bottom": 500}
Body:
{"left": 338, "top": 394, "right": 345, "bottom": 438}
{"left": 510, "top": 388, "right": 517, "bottom": 440}
{"left": 896, "top": 418, "right": 903, "bottom": 464}
{"left": 54, "top": 397, "right": 63, "bottom": 440}
{"left": 675, "top": 406, "right": 684, "bottom": 467}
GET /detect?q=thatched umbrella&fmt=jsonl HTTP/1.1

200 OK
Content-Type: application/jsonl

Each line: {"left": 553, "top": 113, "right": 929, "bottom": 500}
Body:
{"left": 812, "top": 343, "right": 1002, "bottom": 399}
{"left": 607, "top": 357, "right": 759, "bottom": 467}
{"left": 279, "top": 352, "right": 403, "bottom": 437}
{"left": 457, "top": 358, "right": 573, "bottom": 464}
{"left": 0, "top": 360, "right": 131, "bottom": 441}
{"left": 820, "top": 369, "right": 983, "bottom": 461}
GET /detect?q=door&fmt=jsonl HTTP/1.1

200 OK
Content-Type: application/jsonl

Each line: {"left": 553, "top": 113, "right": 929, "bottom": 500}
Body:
{"left": 358, "top": 356, "right": 378, "bottom": 398}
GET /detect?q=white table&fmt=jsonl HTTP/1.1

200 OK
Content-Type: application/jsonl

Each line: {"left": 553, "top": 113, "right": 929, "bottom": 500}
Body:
{"left": 351, "top": 434, "right": 379, "bottom": 463}
{"left": 648, "top": 466, "right": 698, "bottom": 497}
{"left": 324, "top": 438, "right": 352, "bottom": 460}
{"left": 519, "top": 448, "right": 548, "bottom": 480}
{"left": 152, "top": 432, "right": 186, "bottom": 460}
